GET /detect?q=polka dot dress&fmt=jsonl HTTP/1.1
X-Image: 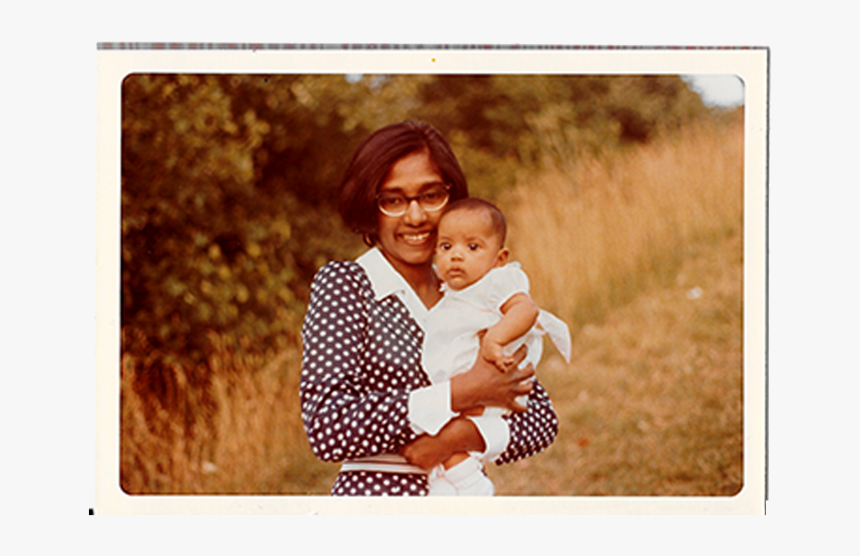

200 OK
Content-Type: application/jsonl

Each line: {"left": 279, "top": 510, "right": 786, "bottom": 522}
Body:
{"left": 300, "top": 261, "right": 559, "bottom": 496}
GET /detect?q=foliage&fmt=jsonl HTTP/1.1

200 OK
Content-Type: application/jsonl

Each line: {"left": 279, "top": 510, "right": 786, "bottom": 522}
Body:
{"left": 122, "top": 73, "right": 711, "bottom": 362}
{"left": 415, "top": 75, "right": 710, "bottom": 198}
{"left": 122, "top": 74, "right": 364, "bottom": 362}
{"left": 119, "top": 73, "right": 731, "bottom": 493}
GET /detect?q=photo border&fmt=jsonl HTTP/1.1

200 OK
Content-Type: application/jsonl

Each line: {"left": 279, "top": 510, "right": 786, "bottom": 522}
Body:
{"left": 96, "top": 45, "right": 768, "bottom": 514}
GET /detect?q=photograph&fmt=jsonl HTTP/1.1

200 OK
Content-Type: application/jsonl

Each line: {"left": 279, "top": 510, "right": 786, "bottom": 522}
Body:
{"left": 96, "top": 47, "right": 767, "bottom": 513}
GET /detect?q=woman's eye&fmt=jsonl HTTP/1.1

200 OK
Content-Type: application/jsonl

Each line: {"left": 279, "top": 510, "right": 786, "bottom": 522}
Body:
{"left": 380, "top": 197, "right": 403, "bottom": 209}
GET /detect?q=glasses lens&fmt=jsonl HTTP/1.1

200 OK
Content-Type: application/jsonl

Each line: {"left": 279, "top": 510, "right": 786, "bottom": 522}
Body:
{"left": 378, "top": 195, "right": 407, "bottom": 216}
{"left": 420, "top": 187, "right": 449, "bottom": 211}
{"left": 377, "top": 185, "right": 449, "bottom": 216}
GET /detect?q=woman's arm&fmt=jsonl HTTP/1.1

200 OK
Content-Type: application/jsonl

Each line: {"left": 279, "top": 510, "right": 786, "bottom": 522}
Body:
{"left": 399, "top": 416, "right": 485, "bottom": 470}
{"left": 449, "top": 344, "right": 535, "bottom": 413}
{"left": 401, "top": 372, "right": 558, "bottom": 469}
{"left": 300, "top": 262, "right": 422, "bottom": 462}
{"left": 400, "top": 345, "right": 537, "bottom": 469}
{"left": 495, "top": 379, "right": 558, "bottom": 464}
{"left": 401, "top": 344, "right": 558, "bottom": 469}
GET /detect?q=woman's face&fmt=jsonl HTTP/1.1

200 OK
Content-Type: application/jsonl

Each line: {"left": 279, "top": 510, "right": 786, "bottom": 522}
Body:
{"left": 376, "top": 150, "right": 447, "bottom": 273}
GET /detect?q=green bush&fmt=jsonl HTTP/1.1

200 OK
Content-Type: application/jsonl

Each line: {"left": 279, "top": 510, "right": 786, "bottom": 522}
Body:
{"left": 121, "top": 73, "right": 714, "bottom": 371}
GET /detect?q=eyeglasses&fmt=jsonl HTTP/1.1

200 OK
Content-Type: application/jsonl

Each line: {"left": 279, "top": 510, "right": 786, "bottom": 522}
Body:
{"left": 376, "top": 184, "right": 451, "bottom": 217}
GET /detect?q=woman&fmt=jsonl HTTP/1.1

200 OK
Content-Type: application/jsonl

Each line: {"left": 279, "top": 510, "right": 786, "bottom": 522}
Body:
{"left": 300, "top": 121, "right": 558, "bottom": 496}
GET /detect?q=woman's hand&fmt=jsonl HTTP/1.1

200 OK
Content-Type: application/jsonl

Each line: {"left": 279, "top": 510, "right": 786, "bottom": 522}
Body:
{"left": 400, "top": 417, "right": 485, "bottom": 470}
{"left": 450, "top": 344, "right": 535, "bottom": 415}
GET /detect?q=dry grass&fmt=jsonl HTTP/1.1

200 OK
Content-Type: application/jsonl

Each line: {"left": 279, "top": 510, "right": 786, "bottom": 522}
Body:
{"left": 120, "top": 331, "right": 336, "bottom": 494}
{"left": 503, "top": 118, "right": 744, "bottom": 333}
{"left": 486, "top": 118, "right": 744, "bottom": 495}
{"left": 120, "top": 117, "right": 744, "bottom": 496}
{"left": 487, "top": 232, "right": 743, "bottom": 495}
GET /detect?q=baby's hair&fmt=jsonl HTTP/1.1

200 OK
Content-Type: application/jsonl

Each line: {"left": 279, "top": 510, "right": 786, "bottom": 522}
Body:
{"left": 442, "top": 197, "right": 507, "bottom": 245}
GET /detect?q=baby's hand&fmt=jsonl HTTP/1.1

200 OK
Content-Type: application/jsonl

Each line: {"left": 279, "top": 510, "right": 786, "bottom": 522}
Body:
{"left": 480, "top": 340, "right": 515, "bottom": 372}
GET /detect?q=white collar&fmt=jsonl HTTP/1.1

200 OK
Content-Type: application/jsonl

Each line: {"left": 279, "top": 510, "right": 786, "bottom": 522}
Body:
{"left": 355, "top": 248, "right": 431, "bottom": 330}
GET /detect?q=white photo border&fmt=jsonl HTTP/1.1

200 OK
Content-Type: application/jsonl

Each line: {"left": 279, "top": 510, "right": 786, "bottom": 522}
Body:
{"left": 96, "top": 45, "right": 768, "bottom": 515}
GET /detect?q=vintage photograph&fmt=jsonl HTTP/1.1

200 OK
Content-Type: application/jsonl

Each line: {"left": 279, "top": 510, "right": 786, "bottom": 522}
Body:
{"left": 97, "top": 48, "right": 767, "bottom": 513}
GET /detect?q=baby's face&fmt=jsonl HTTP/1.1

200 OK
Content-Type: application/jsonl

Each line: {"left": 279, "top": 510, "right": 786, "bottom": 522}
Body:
{"left": 435, "top": 209, "right": 507, "bottom": 290}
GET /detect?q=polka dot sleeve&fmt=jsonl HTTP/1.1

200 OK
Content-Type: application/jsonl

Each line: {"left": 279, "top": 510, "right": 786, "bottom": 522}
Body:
{"left": 300, "top": 262, "right": 426, "bottom": 463}
{"left": 496, "top": 380, "right": 559, "bottom": 465}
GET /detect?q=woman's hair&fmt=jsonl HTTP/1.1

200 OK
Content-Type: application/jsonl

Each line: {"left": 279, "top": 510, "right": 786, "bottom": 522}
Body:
{"left": 338, "top": 120, "right": 469, "bottom": 245}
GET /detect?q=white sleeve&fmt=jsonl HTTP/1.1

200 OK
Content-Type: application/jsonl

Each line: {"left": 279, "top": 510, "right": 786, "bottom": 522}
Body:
{"left": 466, "top": 414, "right": 511, "bottom": 462}
{"left": 486, "top": 264, "right": 531, "bottom": 312}
{"left": 406, "top": 382, "right": 511, "bottom": 461}
{"left": 407, "top": 381, "right": 457, "bottom": 436}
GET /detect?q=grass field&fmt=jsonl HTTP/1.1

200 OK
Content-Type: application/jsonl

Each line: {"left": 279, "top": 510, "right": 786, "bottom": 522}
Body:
{"left": 489, "top": 117, "right": 744, "bottom": 495}
{"left": 119, "top": 116, "right": 745, "bottom": 496}
{"left": 486, "top": 232, "right": 743, "bottom": 495}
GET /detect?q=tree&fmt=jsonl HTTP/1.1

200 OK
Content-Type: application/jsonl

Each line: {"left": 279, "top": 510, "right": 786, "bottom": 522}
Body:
{"left": 121, "top": 72, "right": 714, "bottom": 368}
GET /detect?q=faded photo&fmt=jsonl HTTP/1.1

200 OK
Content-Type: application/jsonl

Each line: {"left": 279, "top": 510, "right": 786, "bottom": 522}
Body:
{"left": 119, "top": 73, "right": 745, "bottom": 496}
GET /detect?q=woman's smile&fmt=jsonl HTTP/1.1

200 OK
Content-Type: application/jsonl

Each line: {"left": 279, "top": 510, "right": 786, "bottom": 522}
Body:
{"left": 400, "top": 231, "right": 434, "bottom": 245}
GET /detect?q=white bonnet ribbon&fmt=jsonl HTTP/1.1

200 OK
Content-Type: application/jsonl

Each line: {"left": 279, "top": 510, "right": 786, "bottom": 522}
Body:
{"left": 536, "top": 309, "right": 572, "bottom": 363}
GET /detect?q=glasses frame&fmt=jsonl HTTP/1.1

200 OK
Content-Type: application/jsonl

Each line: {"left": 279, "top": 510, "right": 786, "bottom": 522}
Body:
{"left": 375, "top": 183, "right": 451, "bottom": 217}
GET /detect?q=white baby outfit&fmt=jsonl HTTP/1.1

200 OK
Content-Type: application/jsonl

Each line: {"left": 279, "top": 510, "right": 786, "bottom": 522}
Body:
{"left": 423, "top": 263, "right": 571, "bottom": 496}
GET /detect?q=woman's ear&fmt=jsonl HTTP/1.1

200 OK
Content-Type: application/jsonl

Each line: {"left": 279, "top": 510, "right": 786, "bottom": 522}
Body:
{"left": 495, "top": 247, "right": 510, "bottom": 267}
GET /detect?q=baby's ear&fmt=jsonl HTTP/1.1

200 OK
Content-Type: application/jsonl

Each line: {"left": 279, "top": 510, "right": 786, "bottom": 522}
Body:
{"left": 495, "top": 247, "right": 510, "bottom": 267}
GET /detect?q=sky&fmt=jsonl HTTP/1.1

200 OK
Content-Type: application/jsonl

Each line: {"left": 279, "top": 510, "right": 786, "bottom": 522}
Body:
{"left": 348, "top": 73, "right": 745, "bottom": 108}
{"left": 682, "top": 74, "right": 745, "bottom": 107}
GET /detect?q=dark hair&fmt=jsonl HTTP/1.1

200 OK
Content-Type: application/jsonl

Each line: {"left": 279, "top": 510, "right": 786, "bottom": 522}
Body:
{"left": 338, "top": 121, "right": 469, "bottom": 245}
{"left": 441, "top": 197, "right": 507, "bottom": 246}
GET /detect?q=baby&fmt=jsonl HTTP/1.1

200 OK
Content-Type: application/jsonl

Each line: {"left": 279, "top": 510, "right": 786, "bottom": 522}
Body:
{"left": 422, "top": 197, "right": 571, "bottom": 496}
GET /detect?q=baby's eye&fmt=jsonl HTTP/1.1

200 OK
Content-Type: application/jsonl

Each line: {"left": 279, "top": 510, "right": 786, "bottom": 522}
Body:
{"left": 468, "top": 243, "right": 479, "bottom": 251}
{"left": 438, "top": 242, "right": 451, "bottom": 251}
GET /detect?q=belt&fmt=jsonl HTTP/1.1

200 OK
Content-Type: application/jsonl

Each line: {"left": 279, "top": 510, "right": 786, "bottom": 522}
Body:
{"left": 340, "top": 453, "right": 428, "bottom": 474}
